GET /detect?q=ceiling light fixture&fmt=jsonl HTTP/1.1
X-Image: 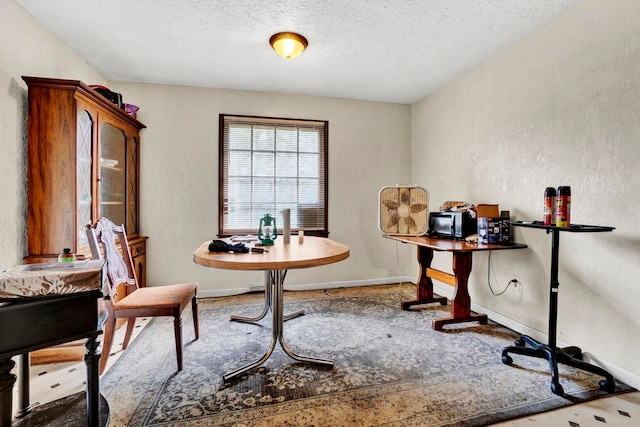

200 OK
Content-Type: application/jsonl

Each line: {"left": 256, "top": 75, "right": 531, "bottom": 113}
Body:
{"left": 269, "top": 32, "right": 308, "bottom": 59}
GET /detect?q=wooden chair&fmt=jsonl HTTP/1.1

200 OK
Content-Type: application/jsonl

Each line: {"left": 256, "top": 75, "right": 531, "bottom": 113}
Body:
{"left": 86, "top": 217, "right": 199, "bottom": 375}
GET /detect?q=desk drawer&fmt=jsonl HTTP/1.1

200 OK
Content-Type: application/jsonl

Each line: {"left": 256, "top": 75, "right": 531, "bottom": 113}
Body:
{"left": 130, "top": 241, "right": 146, "bottom": 257}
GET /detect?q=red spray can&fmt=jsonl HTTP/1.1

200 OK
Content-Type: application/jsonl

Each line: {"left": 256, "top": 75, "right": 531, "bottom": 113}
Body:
{"left": 544, "top": 187, "right": 556, "bottom": 226}
{"left": 555, "top": 186, "right": 571, "bottom": 227}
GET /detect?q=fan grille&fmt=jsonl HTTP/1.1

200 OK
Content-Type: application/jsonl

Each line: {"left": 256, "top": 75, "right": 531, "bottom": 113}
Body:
{"left": 379, "top": 186, "right": 428, "bottom": 236}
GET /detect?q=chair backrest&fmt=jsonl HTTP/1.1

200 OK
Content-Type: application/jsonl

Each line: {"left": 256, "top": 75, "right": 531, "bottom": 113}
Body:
{"left": 86, "top": 217, "right": 138, "bottom": 301}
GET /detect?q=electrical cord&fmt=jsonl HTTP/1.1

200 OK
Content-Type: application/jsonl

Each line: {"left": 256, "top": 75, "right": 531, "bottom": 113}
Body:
{"left": 487, "top": 250, "right": 517, "bottom": 296}
{"left": 394, "top": 240, "right": 405, "bottom": 306}
{"left": 395, "top": 240, "right": 402, "bottom": 288}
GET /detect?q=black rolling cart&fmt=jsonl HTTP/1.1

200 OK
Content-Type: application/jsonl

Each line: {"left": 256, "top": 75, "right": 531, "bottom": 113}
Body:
{"left": 501, "top": 221, "right": 616, "bottom": 396}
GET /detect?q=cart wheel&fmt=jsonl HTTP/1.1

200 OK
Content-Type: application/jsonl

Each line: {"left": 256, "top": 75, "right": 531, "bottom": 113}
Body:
{"left": 550, "top": 382, "right": 564, "bottom": 396}
{"left": 599, "top": 379, "right": 615, "bottom": 393}
{"left": 502, "top": 354, "right": 513, "bottom": 365}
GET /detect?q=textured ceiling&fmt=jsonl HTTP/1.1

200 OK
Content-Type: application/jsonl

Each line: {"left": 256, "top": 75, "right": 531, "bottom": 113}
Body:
{"left": 17, "top": 0, "right": 581, "bottom": 104}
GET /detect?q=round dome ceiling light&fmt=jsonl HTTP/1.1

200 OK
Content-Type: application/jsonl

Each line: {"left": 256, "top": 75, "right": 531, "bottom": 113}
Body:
{"left": 269, "top": 32, "right": 308, "bottom": 59}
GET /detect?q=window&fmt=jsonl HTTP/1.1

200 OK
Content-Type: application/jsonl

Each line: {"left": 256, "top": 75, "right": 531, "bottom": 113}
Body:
{"left": 219, "top": 114, "right": 328, "bottom": 237}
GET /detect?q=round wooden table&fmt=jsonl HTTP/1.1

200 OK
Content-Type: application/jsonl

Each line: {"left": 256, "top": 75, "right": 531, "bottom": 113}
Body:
{"left": 193, "top": 236, "right": 349, "bottom": 381}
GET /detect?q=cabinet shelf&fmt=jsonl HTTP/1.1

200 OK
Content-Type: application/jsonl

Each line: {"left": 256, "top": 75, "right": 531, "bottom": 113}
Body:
{"left": 100, "top": 164, "right": 124, "bottom": 172}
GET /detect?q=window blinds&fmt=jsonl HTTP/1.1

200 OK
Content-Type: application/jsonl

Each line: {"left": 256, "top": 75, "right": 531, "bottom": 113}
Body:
{"left": 219, "top": 115, "right": 328, "bottom": 236}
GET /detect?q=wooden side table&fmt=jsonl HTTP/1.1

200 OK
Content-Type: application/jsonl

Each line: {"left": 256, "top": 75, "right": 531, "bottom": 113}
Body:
{"left": 383, "top": 235, "right": 527, "bottom": 330}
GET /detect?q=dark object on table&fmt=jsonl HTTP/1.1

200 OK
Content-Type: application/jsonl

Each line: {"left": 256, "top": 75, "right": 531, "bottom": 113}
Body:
{"left": 428, "top": 211, "right": 477, "bottom": 240}
{"left": 209, "top": 240, "right": 249, "bottom": 253}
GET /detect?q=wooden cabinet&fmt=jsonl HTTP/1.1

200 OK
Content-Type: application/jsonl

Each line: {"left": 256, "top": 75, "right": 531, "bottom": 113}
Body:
{"left": 23, "top": 77, "right": 148, "bottom": 287}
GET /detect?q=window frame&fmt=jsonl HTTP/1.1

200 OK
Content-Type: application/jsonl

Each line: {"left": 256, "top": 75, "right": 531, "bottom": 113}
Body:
{"left": 218, "top": 114, "right": 329, "bottom": 238}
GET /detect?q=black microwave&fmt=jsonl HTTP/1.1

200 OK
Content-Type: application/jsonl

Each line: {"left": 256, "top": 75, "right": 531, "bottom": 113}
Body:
{"left": 428, "top": 211, "right": 477, "bottom": 240}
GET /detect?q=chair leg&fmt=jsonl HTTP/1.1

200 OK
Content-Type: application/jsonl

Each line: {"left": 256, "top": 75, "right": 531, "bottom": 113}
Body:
{"left": 174, "top": 315, "right": 183, "bottom": 371}
{"left": 99, "top": 315, "right": 116, "bottom": 375}
{"left": 191, "top": 295, "right": 199, "bottom": 340}
{"left": 122, "top": 317, "right": 136, "bottom": 350}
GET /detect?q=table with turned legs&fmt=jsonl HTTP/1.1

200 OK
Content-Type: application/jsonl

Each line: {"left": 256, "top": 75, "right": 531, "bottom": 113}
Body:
{"left": 383, "top": 234, "right": 527, "bottom": 330}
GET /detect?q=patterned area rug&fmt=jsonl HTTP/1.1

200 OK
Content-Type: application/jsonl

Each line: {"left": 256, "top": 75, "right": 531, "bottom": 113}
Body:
{"left": 101, "top": 284, "right": 632, "bottom": 426}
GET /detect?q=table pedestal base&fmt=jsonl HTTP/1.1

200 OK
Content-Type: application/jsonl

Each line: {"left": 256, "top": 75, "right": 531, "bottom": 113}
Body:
{"left": 230, "top": 272, "right": 305, "bottom": 324}
{"left": 401, "top": 296, "right": 448, "bottom": 311}
{"left": 433, "top": 313, "right": 488, "bottom": 331}
{"left": 224, "top": 270, "right": 333, "bottom": 382}
{"left": 402, "top": 246, "right": 488, "bottom": 330}
{"left": 502, "top": 335, "right": 615, "bottom": 396}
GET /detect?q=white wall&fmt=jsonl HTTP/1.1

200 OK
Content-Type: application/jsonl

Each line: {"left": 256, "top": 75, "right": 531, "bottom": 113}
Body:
{"left": 0, "top": 0, "right": 107, "bottom": 271}
{"left": 412, "top": 0, "right": 640, "bottom": 385}
{"left": 107, "top": 82, "right": 413, "bottom": 295}
{"left": 1, "top": 0, "right": 413, "bottom": 290}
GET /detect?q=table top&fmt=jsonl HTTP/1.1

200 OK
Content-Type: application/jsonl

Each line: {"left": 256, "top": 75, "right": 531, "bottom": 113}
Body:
{"left": 383, "top": 234, "right": 527, "bottom": 252}
{"left": 0, "top": 260, "right": 105, "bottom": 301}
{"left": 512, "top": 221, "right": 615, "bottom": 233}
{"left": 193, "top": 236, "right": 350, "bottom": 271}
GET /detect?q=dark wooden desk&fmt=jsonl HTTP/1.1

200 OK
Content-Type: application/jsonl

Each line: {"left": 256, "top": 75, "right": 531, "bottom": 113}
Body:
{"left": 501, "top": 221, "right": 616, "bottom": 396}
{"left": 383, "top": 235, "right": 527, "bottom": 330}
{"left": 0, "top": 261, "right": 107, "bottom": 427}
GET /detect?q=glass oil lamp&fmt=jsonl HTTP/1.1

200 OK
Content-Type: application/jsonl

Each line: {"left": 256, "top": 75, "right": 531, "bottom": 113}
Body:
{"left": 258, "top": 213, "right": 277, "bottom": 246}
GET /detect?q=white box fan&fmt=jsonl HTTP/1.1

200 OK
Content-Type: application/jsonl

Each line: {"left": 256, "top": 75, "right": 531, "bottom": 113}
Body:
{"left": 378, "top": 185, "right": 429, "bottom": 236}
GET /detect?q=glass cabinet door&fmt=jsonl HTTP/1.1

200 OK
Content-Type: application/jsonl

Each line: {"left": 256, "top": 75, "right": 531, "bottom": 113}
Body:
{"left": 76, "top": 110, "right": 94, "bottom": 248}
{"left": 127, "top": 136, "right": 139, "bottom": 235}
{"left": 99, "top": 123, "right": 127, "bottom": 227}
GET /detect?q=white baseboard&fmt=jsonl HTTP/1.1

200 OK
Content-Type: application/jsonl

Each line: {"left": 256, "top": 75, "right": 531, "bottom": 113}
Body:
{"left": 285, "top": 276, "right": 415, "bottom": 292}
{"left": 195, "top": 276, "right": 414, "bottom": 298}
{"left": 198, "top": 278, "right": 640, "bottom": 391}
